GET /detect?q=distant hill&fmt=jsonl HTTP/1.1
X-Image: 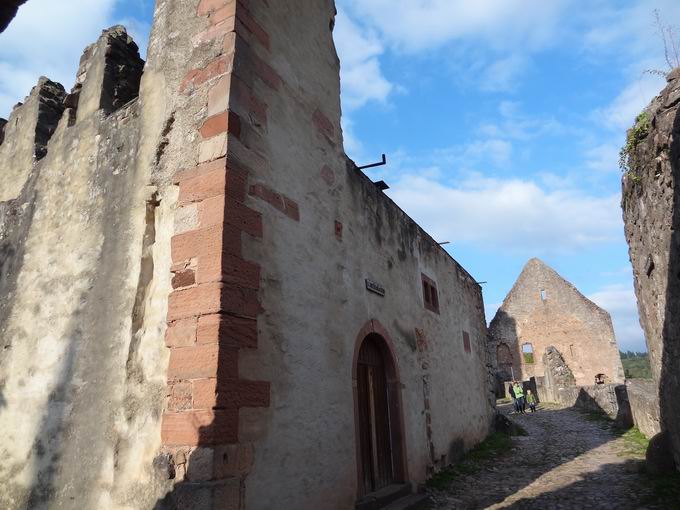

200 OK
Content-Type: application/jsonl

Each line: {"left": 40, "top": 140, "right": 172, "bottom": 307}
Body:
{"left": 620, "top": 351, "right": 652, "bottom": 379}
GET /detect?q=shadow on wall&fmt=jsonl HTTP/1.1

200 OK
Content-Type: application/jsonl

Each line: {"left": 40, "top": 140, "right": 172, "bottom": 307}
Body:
{"left": 572, "top": 387, "right": 632, "bottom": 428}
{"left": 25, "top": 293, "right": 84, "bottom": 507}
{"left": 491, "top": 311, "right": 522, "bottom": 397}
{"left": 659, "top": 101, "right": 680, "bottom": 472}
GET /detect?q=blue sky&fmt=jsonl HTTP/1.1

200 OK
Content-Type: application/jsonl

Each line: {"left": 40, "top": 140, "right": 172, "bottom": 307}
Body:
{"left": 2, "top": 0, "right": 679, "bottom": 351}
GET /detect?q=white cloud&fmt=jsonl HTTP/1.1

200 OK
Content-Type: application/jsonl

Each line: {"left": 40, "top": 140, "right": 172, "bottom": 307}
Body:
{"left": 480, "top": 54, "right": 529, "bottom": 93}
{"left": 342, "top": 0, "right": 568, "bottom": 53}
{"left": 478, "top": 101, "right": 568, "bottom": 141}
{"left": 334, "top": 10, "right": 393, "bottom": 111}
{"left": 585, "top": 142, "right": 620, "bottom": 173}
{"left": 387, "top": 173, "right": 621, "bottom": 254}
{"left": 588, "top": 283, "right": 646, "bottom": 352}
{"left": 597, "top": 73, "right": 666, "bottom": 131}
{"left": 435, "top": 138, "right": 513, "bottom": 169}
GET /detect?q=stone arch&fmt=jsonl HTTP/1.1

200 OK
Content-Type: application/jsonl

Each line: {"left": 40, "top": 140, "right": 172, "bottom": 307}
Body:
{"left": 352, "top": 320, "right": 408, "bottom": 498}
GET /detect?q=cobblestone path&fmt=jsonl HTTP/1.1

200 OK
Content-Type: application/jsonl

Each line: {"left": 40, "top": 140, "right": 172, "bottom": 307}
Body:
{"left": 429, "top": 403, "right": 671, "bottom": 510}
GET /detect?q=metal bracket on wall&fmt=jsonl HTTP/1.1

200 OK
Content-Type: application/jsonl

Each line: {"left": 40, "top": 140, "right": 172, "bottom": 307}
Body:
{"left": 358, "top": 153, "right": 387, "bottom": 170}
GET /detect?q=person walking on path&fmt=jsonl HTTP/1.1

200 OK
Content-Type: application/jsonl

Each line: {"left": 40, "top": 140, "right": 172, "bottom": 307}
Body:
{"left": 526, "top": 389, "right": 537, "bottom": 412}
{"left": 513, "top": 382, "right": 526, "bottom": 414}
{"left": 508, "top": 383, "right": 518, "bottom": 413}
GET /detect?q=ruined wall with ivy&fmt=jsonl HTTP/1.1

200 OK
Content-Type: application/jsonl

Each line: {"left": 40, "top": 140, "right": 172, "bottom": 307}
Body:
{"left": 622, "top": 67, "right": 680, "bottom": 470}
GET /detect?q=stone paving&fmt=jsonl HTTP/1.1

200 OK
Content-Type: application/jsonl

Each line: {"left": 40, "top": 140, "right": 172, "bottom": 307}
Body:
{"left": 428, "top": 403, "right": 672, "bottom": 509}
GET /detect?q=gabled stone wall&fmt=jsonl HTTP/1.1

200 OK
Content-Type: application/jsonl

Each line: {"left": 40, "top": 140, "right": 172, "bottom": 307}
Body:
{"left": 489, "top": 258, "right": 624, "bottom": 390}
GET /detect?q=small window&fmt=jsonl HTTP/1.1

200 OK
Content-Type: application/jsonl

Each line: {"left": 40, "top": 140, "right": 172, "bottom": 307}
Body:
{"left": 540, "top": 289, "right": 547, "bottom": 301}
{"left": 522, "top": 343, "right": 534, "bottom": 364}
{"left": 595, "top": 373, "right": 606, "bottom": 385}
{"left": 421, "top": 273, "right": 440, "bottom": 314}
{"left": 462, "top": 331, "right": 471, "bottom": 353}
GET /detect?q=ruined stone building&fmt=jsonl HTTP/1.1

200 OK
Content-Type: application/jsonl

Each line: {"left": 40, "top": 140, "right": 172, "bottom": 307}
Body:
{"left": 622, "top": 68, "right": 680, "bottom": 471}
{"left": 0, "top": 1, "right": 495, "bottom": 508}
{"left": 489, "top": 258, "right": 625, "bottom": 394}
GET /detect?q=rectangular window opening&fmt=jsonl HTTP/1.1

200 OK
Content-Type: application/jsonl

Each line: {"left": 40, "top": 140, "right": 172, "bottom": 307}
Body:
{"left": 421, "top": 273, "right": 440, "bottom": 314}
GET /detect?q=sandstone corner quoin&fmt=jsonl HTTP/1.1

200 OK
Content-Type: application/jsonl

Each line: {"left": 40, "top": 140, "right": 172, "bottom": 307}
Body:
{"left": 622, "top": 67, "right": 680, "bottom": 471}
{"left": 0, "top": 1, "right": 496, "bottom": 508}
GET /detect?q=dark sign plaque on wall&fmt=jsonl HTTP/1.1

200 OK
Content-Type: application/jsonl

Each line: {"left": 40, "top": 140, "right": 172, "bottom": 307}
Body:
{"left": 365, "top": 279, "right": 386, "bottom": 297}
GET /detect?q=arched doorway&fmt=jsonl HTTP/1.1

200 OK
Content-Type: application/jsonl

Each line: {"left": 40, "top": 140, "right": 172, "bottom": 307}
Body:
{"left": 352, "top": 321, "right": 407, "bottom": 498}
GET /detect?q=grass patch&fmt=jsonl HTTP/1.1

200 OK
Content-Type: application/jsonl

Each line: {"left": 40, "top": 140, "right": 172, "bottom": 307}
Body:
{"left": 620, "top": 427, "right": 649, "bottom": 458}
{"left": 426, "top": 432, "right": 513, "bottom": 490}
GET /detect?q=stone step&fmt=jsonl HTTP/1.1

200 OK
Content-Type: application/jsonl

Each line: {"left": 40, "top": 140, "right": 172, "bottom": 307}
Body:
{"left": 384, "top": 493, "right": 431, "bottom": 510}
{"left": 355, "top": 484, "right": 412, "bottom": 510}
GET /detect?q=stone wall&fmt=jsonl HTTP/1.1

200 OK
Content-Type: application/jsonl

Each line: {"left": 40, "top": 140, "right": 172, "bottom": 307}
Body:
{"left": 0, "top": 1, "right": 495, "bottom": 508}
{"left": 0, "top": 6, "right": 213, "bottom": 507}
{"left": 489, "top": 258, "right": 625, "bottom": 390}
{"left": 621, "top": 68, "right": 680, "bottom": 469}
{"left": 627, "top": 379, "right": 661, "bottom": 439}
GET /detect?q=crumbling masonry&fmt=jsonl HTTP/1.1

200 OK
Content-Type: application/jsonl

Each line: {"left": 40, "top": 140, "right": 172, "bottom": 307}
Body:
{"left": 622, "top": 68, "right": 680, "bottom": 471}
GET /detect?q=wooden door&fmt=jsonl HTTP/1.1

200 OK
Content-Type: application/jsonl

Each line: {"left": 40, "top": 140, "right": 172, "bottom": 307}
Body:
{"left": 357, "top": 336, "right": 394, "bottom": 495}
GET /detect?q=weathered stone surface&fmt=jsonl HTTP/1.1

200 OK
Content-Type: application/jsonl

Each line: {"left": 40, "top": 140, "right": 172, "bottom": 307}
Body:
{"left": 621, "top": 68, "right": 680, "bottom": 469}
{"left": 489, "top": 258, "right": 624, "bottom": 394}
{"left": 627, "top": 379, "right": 661, "bottom": 439}
{"left": 0, "top": 0, "right": 27, "bottom": 33}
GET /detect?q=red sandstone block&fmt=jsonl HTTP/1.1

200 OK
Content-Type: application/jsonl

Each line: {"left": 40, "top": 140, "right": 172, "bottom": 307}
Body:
{"left": 168, "top": 381, "right": 193, "bottom": 412}
{"left": 172, "top": 225, "right": 230, "bottom": 264}
{"left": 178, "top": 168, "right": 227, "bottom": 207}
{"left": 213, "top": 2, "right": 238, "bottom": 25}
{"left": 172, "top": 268, "right": 197, "bottom": 289}
{"left": 192, "top": 378, "right": 221, "bottom": 410}
{"left": 193, "top": 18, "right": 236, "bottom": 46}
{"left": 166, "top": 318, "right": 198, "bottom": 348}
{"left": 197, "top": 314, "right": 258, "bottom": 349}
{"left": 197, "top": 251, "right": 261, "bottom": 289}
{"left": 233, "top": 37, "right": 281, "bottom": 90}
{"left": 167, "top": 343, "right": 219, "bottom": 380}
{"left": 313, "top": 108, "right": 335, "bottom": 144}
{"left": 174, "top": 158, "right": 227, "bottom": 185}
{"left": 197, "top": 0, "right": 234, "bottom": 16}
{"left": 199, "top": 195, "right": 263, "bottom": 238}
{"left": 283, "top": 197, "right": 300, "bottom": 222}
{"left": 193, "top": 378, "right": 270, "bottom": 409}
{"left": 175, "top": 159, "right": 249, "bottom": 205}
{"left": 181, "top": 56, "right": 231, "bottom": 93}
{"left": 249, "top": 183, "right": 300, "bottom": 221}
{"left": 161, "top": 409, "right": 239, "bottom": 446}
{"left": 199, "top": 111, "right": 241, "bottom": 139}
{"left": 221, "top": 283, "right": 263, "bottom": 317}
{"left": 320, "top": 164, "right": 335, "bottom": 186}
{"left": 231, "top": 77, "right": 268, "bottom": 127}
{"left": 167, "top": 282, "right": 223, "bottom": 321}
{"left": 235, "top": 7, "right": 270, "bottom": 50}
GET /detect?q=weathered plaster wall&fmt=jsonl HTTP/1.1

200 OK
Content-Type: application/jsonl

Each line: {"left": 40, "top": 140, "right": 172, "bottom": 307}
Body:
{"left": 622, "top": 68, "right": 680, "bottom": 468}
{"left": 489, "top": 258, "right": 624, "bottom": 388}
{"left": 210, "top": 1, "right": 495, "bottom": 508}
{"left": 0, "top": 16, "right": 203, "bottom": 507}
